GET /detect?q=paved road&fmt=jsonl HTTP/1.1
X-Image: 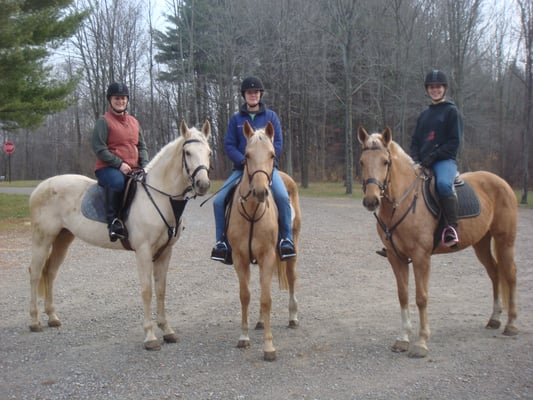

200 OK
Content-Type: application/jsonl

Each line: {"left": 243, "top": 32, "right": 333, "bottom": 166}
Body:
{"left": 0, "top": 186, "right": 35, "bottom": 195}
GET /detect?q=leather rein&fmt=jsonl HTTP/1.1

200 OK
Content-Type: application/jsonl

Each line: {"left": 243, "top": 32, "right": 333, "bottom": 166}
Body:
{"left": 127, "top": 138, "right": 210, "bottom": 261}
{"left": 361, "top": 145, "right": 425, "bottom": 264}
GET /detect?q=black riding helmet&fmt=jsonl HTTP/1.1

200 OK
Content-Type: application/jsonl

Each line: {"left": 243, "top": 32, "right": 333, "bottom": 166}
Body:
{"left": 424, "top": 70, "right": 448, "bottom": 88}
{"left": 241, "top": 76, "right": 264, "bottom": 98}
{"left": 106, "top": 82, "right": 129, "bottom": 100}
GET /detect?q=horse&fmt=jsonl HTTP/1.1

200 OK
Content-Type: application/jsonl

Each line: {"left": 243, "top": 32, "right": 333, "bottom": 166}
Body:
{"left": 28, "top": 120, "right": 212, "bottom": 350}
{"left": 226, "top": 120, "right": 301, "bottom": 361}
{"left": 357, "top": 125, "right": 518, "bottom": 358}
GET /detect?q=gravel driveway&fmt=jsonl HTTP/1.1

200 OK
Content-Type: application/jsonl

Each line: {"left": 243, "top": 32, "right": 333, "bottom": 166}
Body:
{"left": 1, "top": 196, "right": 532, "bottom": 399}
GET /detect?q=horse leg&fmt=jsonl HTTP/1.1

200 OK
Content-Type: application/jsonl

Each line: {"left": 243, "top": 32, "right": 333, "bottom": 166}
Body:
{"left": 29, "top": 229, "right": 73, "bottom": 332}
{"left": 492, "top": 235, "right": 518, "bottom": 336}
{"left": 473, "top": 234, "right": 503, "bottom": 329}
{"left": 135, "top": 250, "right": 159, "bottom": 350}
{"left": 235, "top": 262, "right": 251, "bottom": 349}
{"left": 410, "top": 258, "right": 431, "bottom": 358}
{"left": 153, "top": 249, "right": 178, "bottom": 344}
{"left": 44, "top": 230, "right": 74, "bottom": 328}
{"left": 286, "top": 257, "right": 299, "bottom": 328}
{"left": 389, "top": 260, "right": 412, "bottom": 353}
{"left": 259, "top": 256, "right": 276, "bottom": 361}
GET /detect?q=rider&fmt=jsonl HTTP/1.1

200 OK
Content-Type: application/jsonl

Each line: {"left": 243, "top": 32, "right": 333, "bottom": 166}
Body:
{"left": 210, "top": 76, "right": 296, "bottom": 264}
{"left": 410, "top": 69, "right": 463, "bottom": 247}
{"left": 92, "top": 82, "right": 149, "bottom": 242}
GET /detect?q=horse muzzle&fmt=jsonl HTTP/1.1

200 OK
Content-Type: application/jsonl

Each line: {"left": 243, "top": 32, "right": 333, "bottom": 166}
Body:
{"left": 362, "top": 194, "right": 380, "bottom": 211}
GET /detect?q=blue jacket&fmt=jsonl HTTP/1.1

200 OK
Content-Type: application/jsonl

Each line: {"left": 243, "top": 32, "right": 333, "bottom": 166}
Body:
{"left": 224, "top": 102, "right": 283, "bottom": 170}
{"left": 410, "top": 100, "right": 463, "bottom": 163}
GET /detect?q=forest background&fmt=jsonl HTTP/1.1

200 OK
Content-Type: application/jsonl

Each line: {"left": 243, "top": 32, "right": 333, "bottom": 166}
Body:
{"left": 0, "top": 0, "right": 532, "bottom": 202}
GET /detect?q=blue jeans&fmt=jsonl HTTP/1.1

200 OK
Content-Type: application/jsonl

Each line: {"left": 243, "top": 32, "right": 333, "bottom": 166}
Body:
{"left": 433, "top": 159, "right": 457, "bottom": 197}
{"left": 95, "top": 167, "right": 127, "bottom": 192}
{"left": 213, "top": 168, "right": 293, "bottom": 243}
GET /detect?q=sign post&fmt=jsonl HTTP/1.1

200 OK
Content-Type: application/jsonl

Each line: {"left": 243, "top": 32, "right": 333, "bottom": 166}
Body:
{"left": 3, "top": 141, "right": 15, "bottom": 182}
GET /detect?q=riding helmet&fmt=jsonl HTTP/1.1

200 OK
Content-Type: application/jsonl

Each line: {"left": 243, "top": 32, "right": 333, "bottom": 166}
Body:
{"left": 106, "top": 82, "right": 129, "bottom": 100}
{"left": 424, "top": 70, "right": 448, "bottom": 88}
{"left": 241, "top": 76, "right": 264, "bottom": 97}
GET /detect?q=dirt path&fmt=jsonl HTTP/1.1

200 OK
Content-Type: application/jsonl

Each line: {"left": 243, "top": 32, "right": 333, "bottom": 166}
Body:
{"left": 1, "top": 196, "right": 532, "bottom": 399}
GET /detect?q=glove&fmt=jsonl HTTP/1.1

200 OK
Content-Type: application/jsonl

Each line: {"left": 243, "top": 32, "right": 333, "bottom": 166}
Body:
{"left": 421, "top": 152, "right": 438, "bottom": 168}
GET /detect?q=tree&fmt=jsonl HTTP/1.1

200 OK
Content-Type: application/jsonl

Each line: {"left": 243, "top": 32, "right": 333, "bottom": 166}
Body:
{"left": 517, "top": 0, "right": 532, "bottom": 204}
{"left": 0, "top": 0, "right": 87, "bottom": 130}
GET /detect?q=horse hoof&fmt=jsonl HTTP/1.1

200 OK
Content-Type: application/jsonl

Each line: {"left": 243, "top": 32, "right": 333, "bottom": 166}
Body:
{"left": 408, "top": 344, "right": 428, "bottom": 358}
{"left": 163, "top": 333, "right": 178, "bottom": 343}
{"left": 255, "top": 322, "right": 264, "bottom": 330}
{"left": 264, "top": 351, "right": 276, "bottom": 361}
{"left": 485, "top": 319, "right": 501, "bottom": 329}
{"left": 48, "top": 320, "right": 61, "bottom": 328}
{"left": 288, "top": 320, "right": 299, "bottom": 329}
{"left": 29, "top": 324, "right": 43, "bottom": 333}
{"left": 237, "top": 339, "right": 250, "bottom": 349}
{"left": 144, "top": 340, "right": 161, "bottom": 351}
{"left": 391, "top": 340, "right": 409, "bottom": 353}
{"left": 503, "top": 325, "right": 518, "bottom": 336}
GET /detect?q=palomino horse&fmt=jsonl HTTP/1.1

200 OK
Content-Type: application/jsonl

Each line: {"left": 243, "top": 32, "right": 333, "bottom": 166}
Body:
{"left": 357, "top": 126, "right": 518, "bottom": 358}
{"left": 28, "top": 120, "right": 212, "bottom": 350}
{"left": 227, "top": 121, "right": 301, "bottom": 361}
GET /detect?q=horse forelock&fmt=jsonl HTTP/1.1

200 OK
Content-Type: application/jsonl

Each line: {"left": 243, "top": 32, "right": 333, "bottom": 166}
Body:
{"left": 247, "top": 130, "right": 273, "bottom": 147}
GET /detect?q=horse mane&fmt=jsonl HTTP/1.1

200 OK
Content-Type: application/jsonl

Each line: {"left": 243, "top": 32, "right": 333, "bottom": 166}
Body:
{"left": 247, "top": 129, "right": 272, "bottom": 146}
{"left": 390, "top": 140, "right": 416, "bottom": 165}
{"left": 145, "top": 136, "right": 184, "bottom": 172}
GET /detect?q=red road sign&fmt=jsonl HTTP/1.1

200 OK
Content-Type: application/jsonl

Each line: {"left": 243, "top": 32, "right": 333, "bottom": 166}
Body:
{"left": 4, "top": 141, "right": 15, "bottom": 153}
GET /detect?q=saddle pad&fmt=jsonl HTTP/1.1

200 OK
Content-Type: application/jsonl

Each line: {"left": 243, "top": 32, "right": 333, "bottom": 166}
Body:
{"left": 81, "top": 184, "right": 107, "bottom": 223}
{"left": 423, "top": 178, "right": 481, "bottom": 219}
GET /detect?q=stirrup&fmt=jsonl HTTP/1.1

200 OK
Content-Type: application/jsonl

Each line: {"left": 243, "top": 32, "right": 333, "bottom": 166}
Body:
{"left": 278, "top": 238, "right": 296, "bottom": 260}
{"left": 442, "top": 226, "right": 459, "bottom": 247}
{"left": 211, "top": 241, "right": 233, "bottom": 265}
{"left": 109, "top": 218, "right": 127, "bottom": 242}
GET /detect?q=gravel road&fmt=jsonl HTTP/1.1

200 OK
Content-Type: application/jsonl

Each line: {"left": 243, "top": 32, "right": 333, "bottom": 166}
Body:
{"left": 1, "top": 196, "right": 532, "bottom": 399}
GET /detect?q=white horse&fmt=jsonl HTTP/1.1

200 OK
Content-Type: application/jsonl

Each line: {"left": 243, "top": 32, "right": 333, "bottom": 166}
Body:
{"left": 28, "top": 120, "right": 212, "bottom": 350}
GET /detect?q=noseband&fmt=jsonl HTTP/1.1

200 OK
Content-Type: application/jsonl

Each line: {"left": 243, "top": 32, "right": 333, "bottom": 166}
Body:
{"left": 239, "top": 158, "right": 275, "bottom": 202}
{"left": 361, "top": 146, "right": 392, "bottom": 196}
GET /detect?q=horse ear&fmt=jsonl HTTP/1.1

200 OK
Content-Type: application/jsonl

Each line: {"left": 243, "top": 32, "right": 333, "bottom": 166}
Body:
{"left": 201, "top": 120, "right": 211, "bottom": 139}
{"left": 357, "top": 125, "right": 369, "bottom": 146}
{"left": 243, "top": 120, "right": 254, "bottom": 140}
{"left": 265, "top": 121, "right": 274, "bottom": 142}
{"left": 180, "top": 120, "right": 189, "bottom": 138}
{"left": 382, "top": 127, "right": 392, "bottom": 146}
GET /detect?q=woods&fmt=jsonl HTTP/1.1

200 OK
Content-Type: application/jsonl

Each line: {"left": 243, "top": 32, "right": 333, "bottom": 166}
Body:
{"left": 0, "top": 0, "right": 531, "bottom": 202}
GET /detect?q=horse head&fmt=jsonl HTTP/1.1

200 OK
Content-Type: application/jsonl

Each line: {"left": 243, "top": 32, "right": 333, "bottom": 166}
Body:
{"left": 242, "top": 120, "right": 275, "bottom": 203}
{"left": 357, "top": 125, "right": 393, "bottom": 211}
{"left": 179, "top": 120, "right": 212, "bottom": 196}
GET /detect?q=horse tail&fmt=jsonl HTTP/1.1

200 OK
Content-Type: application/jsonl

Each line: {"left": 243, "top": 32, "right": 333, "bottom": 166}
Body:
{"left": 276, "top": 260, "right": 289, "bottom": 290}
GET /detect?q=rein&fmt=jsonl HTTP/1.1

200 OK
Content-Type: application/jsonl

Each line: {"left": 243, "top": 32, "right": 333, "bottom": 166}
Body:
{"left": 129, "top": 138, "right": 210, "bottom": 261}
{"left": 362, "top": 146, "right": 424, "bottom": 264}
{"left": 238, "top": 159, "right": 274, "bottom": 264}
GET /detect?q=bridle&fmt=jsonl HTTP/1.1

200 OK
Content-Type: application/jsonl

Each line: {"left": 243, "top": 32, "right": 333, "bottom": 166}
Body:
{"left": 132, "top": 137, "right": 211, "bottom": 260}
{"left": 237, "top": 156, "right": 275, "bottom": 264}
{"left": 361, "top": 145, "right": 424, "bottom": 264}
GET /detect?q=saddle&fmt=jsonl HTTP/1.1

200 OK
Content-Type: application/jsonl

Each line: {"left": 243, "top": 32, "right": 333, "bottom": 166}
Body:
{"left": 422, "top": 171, "right": 481, "bottom": 249}
{"left": 81, "top": 173, "right": 140, "bottom": 224}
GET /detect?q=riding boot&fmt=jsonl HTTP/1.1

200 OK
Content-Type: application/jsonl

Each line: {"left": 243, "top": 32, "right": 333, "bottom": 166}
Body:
{"left": 440, "top": 193, "right": 459, "bottom": 247}
{"left": 105, "top": 188, "right": 127, "bottom": 242}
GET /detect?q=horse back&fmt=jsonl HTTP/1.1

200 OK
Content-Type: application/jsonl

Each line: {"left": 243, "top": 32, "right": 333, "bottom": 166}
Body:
{"left": 462, "top": 170, "right": 517, "bottom": 226}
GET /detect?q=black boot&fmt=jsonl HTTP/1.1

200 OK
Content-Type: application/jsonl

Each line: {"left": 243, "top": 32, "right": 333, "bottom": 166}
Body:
{"left": 440, "top": 194, "right": 459, "bottom": 247}
{"left": 105, "top": 188, "right": 127, "bottom": 242}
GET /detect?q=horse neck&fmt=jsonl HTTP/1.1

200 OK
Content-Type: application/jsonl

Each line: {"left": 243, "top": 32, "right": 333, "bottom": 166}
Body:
{"left": 383, "top": 152, "right": 418, "bottom": 210}
{"left": 146, "top": 141, "right": 188, "bottom": 194}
